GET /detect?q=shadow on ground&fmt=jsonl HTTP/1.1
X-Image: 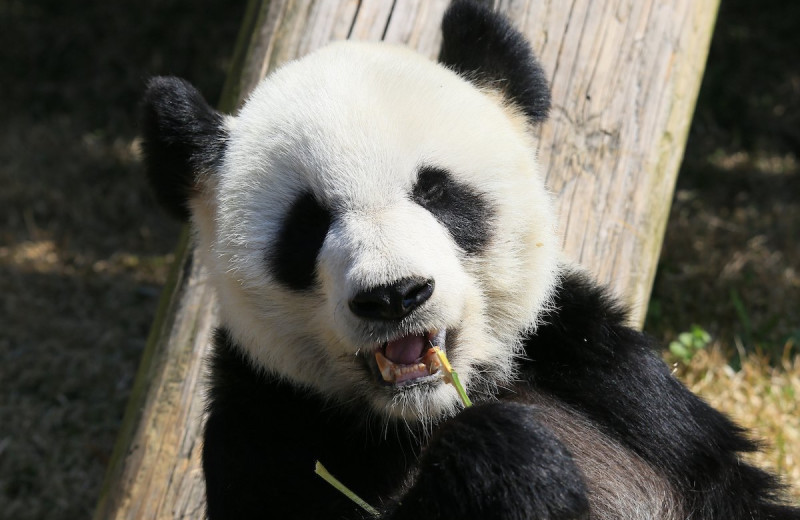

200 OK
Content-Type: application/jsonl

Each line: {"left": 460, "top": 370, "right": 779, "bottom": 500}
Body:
{"left": 646, "top": 0, "right": 800, "bottom": 359}
{"left": 0, "top": 1, "right": 244, "bottom": 518}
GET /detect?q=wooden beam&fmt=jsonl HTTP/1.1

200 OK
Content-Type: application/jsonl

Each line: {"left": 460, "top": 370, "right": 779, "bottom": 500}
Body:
{"left": 93, "top": 0, "right": 719, "bottom": 518}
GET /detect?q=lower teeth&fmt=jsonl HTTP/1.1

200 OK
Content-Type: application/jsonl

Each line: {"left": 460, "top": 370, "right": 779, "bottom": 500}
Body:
{"left": 374, "top": 347, "right": 443, "bottom": 384}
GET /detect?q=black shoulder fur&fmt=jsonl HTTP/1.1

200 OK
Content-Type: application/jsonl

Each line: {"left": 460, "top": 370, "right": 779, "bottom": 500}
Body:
{"left": 521, "top": 271, "right": 798, "bottom": 518}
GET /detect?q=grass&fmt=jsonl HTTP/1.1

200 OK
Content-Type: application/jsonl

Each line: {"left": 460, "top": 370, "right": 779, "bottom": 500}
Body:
{"left": 0, "top": 0, "right": 798, "bottom": 517}
{"left": 672, "top": 346, "right": 800, "bottom": 501}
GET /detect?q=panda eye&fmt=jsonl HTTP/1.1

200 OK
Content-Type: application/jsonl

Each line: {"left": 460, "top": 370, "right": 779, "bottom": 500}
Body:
{"left": 269, "top": 192, "right": 332, "bottom": 291}
{"left": 411, "top": 165, "right": 492, "bottom": 255}
{"left": 412, "top": 168, "right": 447, "bottom": 202}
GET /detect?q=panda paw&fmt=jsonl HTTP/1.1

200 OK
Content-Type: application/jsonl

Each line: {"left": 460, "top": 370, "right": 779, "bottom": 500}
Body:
{"left": 389, "top": 402, "right": 589, "bottom": 520}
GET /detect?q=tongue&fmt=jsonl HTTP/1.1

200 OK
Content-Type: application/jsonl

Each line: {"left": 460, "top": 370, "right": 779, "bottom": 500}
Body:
{"left": 384, "top": 335, "right": 426, "bottom": 365}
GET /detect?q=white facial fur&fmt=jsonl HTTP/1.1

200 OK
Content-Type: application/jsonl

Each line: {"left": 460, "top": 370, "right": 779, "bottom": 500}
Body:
{"left": 189, "top": 41, "right": 560, "bottom": 422}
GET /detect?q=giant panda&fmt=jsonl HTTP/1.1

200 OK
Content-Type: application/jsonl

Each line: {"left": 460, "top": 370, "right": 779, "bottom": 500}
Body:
{"left": 140, "top": 1, "right": 800, "bottom": 519}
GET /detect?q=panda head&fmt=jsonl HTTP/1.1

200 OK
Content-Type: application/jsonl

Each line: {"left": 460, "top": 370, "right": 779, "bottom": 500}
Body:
{"left": 141, "top": 2, "right": 558, "bottom": 423}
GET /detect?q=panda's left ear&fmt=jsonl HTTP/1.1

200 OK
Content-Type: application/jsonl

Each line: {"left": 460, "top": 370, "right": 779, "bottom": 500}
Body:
{"left": 439, "top": 0, "right": 551, "bottom": 125}
{"left": 140, "top": 76, "right": 227, "bottom": 221}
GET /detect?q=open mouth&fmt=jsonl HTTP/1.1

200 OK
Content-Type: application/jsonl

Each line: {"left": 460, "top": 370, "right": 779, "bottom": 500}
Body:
{"left": 369, "top": 329, "right": 447, "bottom": 387}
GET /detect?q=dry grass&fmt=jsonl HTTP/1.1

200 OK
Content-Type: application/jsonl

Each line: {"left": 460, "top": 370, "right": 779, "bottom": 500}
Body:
{"left": 0, "top": 0, "right": 798, "bottom": 517}
{"left": 674, "top": 347, "right": 800, "bottom": 502}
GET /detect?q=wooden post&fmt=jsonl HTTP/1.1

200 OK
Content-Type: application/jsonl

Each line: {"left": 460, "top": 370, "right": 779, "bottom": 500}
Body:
{"left": 93, "top": 1, "right": 719, "bottom": 518}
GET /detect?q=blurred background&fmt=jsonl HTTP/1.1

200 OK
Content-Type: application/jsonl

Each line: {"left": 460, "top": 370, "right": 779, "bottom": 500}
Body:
{"left": 0, "top": 0, "right": 797, "bottom": 517}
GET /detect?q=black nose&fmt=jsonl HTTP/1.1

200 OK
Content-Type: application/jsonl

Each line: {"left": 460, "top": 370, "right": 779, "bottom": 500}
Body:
{"left": 349, "top": 277, "right": 435, "bottom": 321}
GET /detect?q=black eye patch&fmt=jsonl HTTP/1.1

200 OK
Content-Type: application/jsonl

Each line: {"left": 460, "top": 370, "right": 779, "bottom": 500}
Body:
{"left": 270, "top": 192, "right": 332, "bottom": 291}
{"left": 411, "top": 166, "right": 492, "bottom": 254}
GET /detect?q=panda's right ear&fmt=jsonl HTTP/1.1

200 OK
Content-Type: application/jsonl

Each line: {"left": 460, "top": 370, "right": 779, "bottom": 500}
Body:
{"left": 140, "top": 76, "right": 227, "bottom": 221}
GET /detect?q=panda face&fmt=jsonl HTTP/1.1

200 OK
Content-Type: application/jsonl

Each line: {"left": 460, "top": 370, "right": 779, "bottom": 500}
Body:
{"left": 186, "top": 42, "right": 560, "bottom": 422}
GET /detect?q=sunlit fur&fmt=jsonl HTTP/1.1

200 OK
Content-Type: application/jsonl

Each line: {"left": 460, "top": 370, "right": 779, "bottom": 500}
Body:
{"left": 189, "top": 42, "right": 560, "bottom": 421}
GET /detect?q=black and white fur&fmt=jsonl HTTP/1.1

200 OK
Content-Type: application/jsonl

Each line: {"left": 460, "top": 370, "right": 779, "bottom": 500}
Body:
{"left": 141, "top": 2, "right": 799, "bottom": 518}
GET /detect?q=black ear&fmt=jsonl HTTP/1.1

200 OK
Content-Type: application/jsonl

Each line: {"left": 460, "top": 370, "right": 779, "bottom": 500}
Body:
{"left": 140, "top": 76, "right": 226, "bottom": 221}
{"left": 439, "top": 0, "right": 551, "bottom": 124}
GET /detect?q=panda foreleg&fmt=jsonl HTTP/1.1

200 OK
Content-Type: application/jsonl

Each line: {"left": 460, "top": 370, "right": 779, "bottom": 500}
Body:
{"left": 388, "top": 402, "right": 590, "bottom": 520}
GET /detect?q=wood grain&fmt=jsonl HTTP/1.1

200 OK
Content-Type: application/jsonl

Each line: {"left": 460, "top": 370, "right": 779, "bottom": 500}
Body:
{"left": 93, "top": 0, "right": 719, "bottom": 517}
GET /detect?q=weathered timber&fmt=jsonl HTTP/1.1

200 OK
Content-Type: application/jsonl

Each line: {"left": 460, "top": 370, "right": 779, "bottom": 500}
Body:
{"left": 93, "top": 0, "right": 719, "bottom": 518}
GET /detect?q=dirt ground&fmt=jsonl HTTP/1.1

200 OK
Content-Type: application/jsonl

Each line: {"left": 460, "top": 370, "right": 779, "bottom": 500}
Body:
{"left": 0, "top": 0, "right": 798, "bottom": 518}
